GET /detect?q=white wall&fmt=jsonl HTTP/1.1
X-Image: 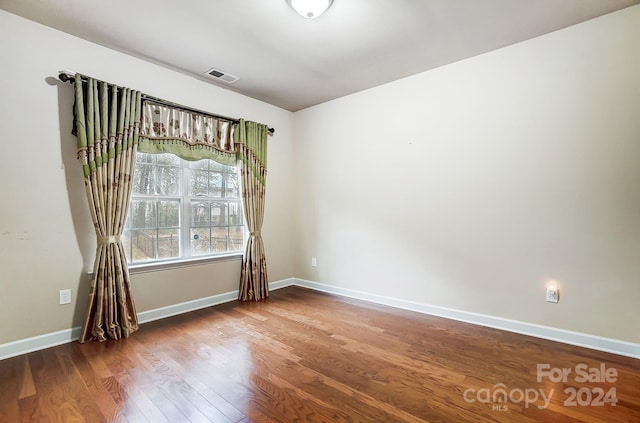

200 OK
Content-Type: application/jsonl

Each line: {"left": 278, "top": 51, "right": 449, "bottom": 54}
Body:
{"left": 0, "top": 10, "right": 295, "bottom": 344}
{"left": 293, "top": 6, "right": 640, "bottom": 343}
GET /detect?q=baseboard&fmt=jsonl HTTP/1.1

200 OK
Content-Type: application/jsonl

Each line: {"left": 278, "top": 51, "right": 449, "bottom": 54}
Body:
{"left": 137, "top": 277, "right": 296, "bottom": 324}
{"left": 0, "top": 327, "right": 84, "bottom": 361}
{"left": 137, "top": 289, "right": 239, "bottom": 324}
{"left": 268, "top": 278, "right": 296, "bottom": 291}
{"left": 4, "top": 277, "right": 635, "bottom": 361}
{"left": 292, "top": 278, "right": 640, "bottom": 360}
{"left": 0, "top": 278, "right": 297, "bottom": 361}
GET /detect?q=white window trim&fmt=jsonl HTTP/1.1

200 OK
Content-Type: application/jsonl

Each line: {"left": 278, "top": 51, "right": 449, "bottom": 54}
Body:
{"left": 88, "top": 252, "right": 243, "bottom": 280}
{"left": 125, "top": 153, "right": 246, "bottom": 266}
{"left": 128, "top": 252, "right": 243, "bottom": 274}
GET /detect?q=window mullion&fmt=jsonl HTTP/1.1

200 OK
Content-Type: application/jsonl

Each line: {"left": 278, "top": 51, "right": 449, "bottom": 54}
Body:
{"left": 182, "top": 162, "right": 191, "bottom": 259}
{"left": 153, "top": 160, "right": 159, "bottom": 260}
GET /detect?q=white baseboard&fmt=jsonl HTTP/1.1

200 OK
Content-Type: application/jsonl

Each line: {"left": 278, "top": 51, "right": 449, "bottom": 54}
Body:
{"left": 291, "top": 278, "right": 640, "bottom": 360}
{"left": 137, "top": 277, "right": 296, "bottom": 324}
{"left": 268, "top": 278, "right": 296, "bottom": 291}
{"left": 0, "top": 327, "right": 84, "bottom": 361}
{"left": 137, "top": 289, "right": 239, "bottom": 324}
{"left": 3, "top": 277, "right": 636, "bottom": 361}
{"left": 0, "top": 278, "right": 296, "bottom": 361}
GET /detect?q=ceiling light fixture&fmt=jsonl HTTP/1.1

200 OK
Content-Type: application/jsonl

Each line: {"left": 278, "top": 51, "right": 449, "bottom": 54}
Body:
{"left": 287, "top": 0, "right": 333, "bottom": 19}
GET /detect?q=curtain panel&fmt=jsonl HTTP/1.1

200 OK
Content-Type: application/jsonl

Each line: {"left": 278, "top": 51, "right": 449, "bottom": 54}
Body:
{"left": 74, "top": 75, "right": 141, "bottom": 342}
{"left": 235, "top": 120, "right": 269, "bottom": 301}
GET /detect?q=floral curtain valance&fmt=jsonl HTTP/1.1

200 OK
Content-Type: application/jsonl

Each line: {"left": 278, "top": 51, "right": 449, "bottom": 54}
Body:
{"left": 138, "top": 100, "right": 237, "bottom": 165}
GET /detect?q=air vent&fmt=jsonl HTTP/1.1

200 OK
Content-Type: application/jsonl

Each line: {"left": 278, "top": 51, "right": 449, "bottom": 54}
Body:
{"left": 204, "top": 67, "right": 239, "bottom": 84}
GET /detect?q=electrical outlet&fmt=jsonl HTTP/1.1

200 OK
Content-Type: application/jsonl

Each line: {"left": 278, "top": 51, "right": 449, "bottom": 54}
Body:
{"left": 311, "top": 257, "right": 317, "bottom": 267}
{"left": 59, "top": 289, "right": 71, "bottom": 305}
{"left": 545, "top": 287, "right": 559, "bottom": 303}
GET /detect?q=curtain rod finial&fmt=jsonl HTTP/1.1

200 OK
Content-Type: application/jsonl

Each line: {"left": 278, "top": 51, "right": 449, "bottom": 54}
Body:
{"left": 58, "top": 70, "right": 76, "bottom": 83}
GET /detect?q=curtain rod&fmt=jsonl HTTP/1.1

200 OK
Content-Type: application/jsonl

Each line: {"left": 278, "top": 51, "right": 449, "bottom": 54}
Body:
{"left": 58, "top": 70, "right": 274, "bottom": 135}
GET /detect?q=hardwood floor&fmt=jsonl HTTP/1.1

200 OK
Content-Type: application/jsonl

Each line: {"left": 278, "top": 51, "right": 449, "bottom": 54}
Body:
{"left": 1, "top": 286, "right": 638, "bottom": 422}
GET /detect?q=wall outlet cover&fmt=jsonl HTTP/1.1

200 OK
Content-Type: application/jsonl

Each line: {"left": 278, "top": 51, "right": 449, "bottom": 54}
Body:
{"left": 59, "top": 289, "right": 71, "bottom": 305}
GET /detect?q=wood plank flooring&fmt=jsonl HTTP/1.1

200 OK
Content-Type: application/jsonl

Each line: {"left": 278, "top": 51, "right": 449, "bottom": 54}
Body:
{"left": 1, "top": 286, "right": 638, "bottom": 422}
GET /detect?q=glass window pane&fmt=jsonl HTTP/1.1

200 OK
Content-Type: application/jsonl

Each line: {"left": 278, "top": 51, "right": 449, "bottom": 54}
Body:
{"left": 158, "top": 201, "right": 180, "bottom": 228}
{"left": 191, "top": 202, "right": 210, "bottom": 226}
{"left": 211, "top": 226, "right": 228, "bottom": 252}
{"left": 211, "top": 161, "right": 230, "bottom": 172}
{"left": 133, "top": 163, "right": 155, "bottom": 195}
{"left": 131, "top": 229, "right": 157, "bottom": 261}
{"left": 225, "top": 172, "right": 240, "bottom": 198}
{"left": 189, "top": 159, "right": 209, "bottom": 170}
{"left": 156, "top": 154, "right": 180, "bottom": 166}
{"left": 209, "top": 172, "right": 223, "bottom": 197}
{"left": 229, "top": 226, "right": 244, "bottom": 251}
{"left": 157, "top": 229, "right": 180, "bottom": 259}
{"left": 191, "top": 228, "right": 210, "bottom": 255}
{"left": 157, "top": 166, "right": 181, "bottom": 195}
{"left": 210, "top": 202, "right": 227, "bottom": 226}
{"left": 190, "top": 170, "right": 209, "bottom": 196}
{"left": 136, "top": 153, "right": 154, "bottom": 164}
{"left": 228, "top": 202, "right": 243, "bottom": 226}
{"left": 130, "top": 200, "right": 156, "bottom": 229}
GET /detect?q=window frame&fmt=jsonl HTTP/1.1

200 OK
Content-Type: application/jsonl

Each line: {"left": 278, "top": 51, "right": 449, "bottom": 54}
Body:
{"left": 124, "top": 152, "right": 246, "bottom": 272}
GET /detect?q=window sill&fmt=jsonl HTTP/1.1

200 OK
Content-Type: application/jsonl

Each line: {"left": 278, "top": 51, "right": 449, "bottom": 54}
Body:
{"left": 129, "top": 253, "right": 243, "bottom": 275}
{"left": 88, "top": 253, "right": 243, "bottom": 280}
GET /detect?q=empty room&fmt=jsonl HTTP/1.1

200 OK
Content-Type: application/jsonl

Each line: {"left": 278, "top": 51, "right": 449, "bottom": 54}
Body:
{"left": 0, "top": 1, "right": 639, "bottom": 422}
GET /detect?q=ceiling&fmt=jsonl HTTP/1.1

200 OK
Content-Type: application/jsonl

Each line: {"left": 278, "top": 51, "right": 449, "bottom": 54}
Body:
{"left": 1, "top": 0, "right": 638, "bottom": 111}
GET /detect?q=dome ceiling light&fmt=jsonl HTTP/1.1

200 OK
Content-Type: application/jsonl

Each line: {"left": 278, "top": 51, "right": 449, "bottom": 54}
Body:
{"left": 287, "top": 0, "right": 333, "bottom": 19}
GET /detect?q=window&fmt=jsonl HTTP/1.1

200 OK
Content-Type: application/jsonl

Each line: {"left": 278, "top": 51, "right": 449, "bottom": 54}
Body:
{"left": 122, "top": 153, "right": 244, "bottom": 264}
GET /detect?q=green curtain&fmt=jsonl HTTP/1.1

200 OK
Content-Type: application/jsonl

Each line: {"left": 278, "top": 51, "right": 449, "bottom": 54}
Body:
{"left": 74, "top": 75, "right": 140, "bottom": 342}
{"left": 235, "top": 120, "right": 269, "bottom": 301}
